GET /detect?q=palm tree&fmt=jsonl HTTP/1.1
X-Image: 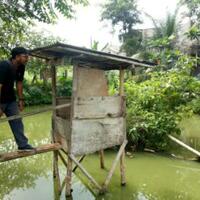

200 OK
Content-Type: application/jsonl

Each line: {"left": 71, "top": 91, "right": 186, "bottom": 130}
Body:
{"left": 139, "top": 7, "right": 180, "bottom": 66}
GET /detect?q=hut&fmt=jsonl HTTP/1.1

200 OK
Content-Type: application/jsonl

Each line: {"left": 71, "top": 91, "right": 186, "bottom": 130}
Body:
{"left": 30, "top": 42, "right": 153, "bottom": 197}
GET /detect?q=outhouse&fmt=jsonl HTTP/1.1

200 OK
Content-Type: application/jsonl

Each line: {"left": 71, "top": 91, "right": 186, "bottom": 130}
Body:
{"left": 31, "top": 42, "right": 151, "bottom": 196}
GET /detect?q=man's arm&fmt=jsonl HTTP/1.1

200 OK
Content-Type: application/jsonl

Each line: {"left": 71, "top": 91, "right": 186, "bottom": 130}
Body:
{"left": 16, "top": 81, "right": 24, "bottom": 112}
{"left": 0, "top": 84, "right": 3, "bottom": 117}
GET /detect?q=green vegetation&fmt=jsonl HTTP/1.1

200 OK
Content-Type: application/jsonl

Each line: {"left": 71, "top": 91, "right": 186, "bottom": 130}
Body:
{"left": 101, "top": 0, "right": 142, "bottom": 56}
{"left": 125, "top": 56, "right": 200, "bottom": 151}
{"left": 0, "top": 0, "right": 88, "bottom": 56}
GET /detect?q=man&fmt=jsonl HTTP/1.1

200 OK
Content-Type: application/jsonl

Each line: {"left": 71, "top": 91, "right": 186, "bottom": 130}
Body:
{"left": 0, "top": 47, "right": 35, "bottom": 151}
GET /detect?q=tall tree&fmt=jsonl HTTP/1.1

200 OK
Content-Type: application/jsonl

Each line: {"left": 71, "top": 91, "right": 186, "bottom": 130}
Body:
{"left": 0, "top": 0, "right": 88, "bottom": 24}
{"left": 140, "top": 9, "right": 180, "bottom": 67}
{"left": 180, "top": 0, "right": 200, "bottom": 26}
{"left": 0, "top": 0, "right": 88, "bottom": 57}
{"left": 101, "top": 0, "right": 142, "bottom": 56}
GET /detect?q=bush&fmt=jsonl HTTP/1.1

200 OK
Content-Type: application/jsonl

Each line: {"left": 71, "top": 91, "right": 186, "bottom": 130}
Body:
{"left": 125, "top": 68, "right": 200, "bottom": 151}
{"left": 23, "top": 77, "right": 72, "bottom": 106}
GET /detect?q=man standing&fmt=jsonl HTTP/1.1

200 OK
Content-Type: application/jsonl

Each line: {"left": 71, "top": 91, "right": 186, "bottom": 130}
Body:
{"left": 0, "top": 47, "right": 35, "bottom": 151}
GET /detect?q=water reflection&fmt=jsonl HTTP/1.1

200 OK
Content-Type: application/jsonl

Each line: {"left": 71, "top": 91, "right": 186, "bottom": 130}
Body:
{"left": 1, "top": 111, "right": 200, "bottom": 200}
{"left": 0, "top": 140, "right": 52, "bottom": 200}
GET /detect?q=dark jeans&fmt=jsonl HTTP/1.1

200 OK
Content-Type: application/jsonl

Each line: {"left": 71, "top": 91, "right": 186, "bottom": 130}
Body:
{"left": 1, "top": 101, "right": 28, "bottom": 148}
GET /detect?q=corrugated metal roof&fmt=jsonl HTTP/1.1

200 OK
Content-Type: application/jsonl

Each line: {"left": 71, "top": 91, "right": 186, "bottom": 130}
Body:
{"left": 30, "top": 42, "right": 155, "bottom": 70}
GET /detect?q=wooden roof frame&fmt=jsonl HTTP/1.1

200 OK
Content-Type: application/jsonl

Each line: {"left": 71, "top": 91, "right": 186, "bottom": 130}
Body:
{"left": 30, "top": 42, "right": 155, "bottom": 70}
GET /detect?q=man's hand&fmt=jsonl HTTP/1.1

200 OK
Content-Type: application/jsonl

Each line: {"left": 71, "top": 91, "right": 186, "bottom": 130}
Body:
{"left": 18, "top": 100, "right": 24, "bottom": 112}
{"left": 0, "top": 108, "right": 3, "bottom": 118}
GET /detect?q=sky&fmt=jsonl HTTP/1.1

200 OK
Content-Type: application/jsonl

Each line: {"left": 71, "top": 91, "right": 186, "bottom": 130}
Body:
{"left": 35, "top": 0, "right": 180, "bottom": 49}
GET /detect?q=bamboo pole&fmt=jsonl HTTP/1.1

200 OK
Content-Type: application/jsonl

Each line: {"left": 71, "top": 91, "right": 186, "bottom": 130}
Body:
{"left": 102, "top": 140, "right": 127, "bottom": 192}
{"left": 99, "top": 150, "right": 105, "bottom": 169}
{"left": 0, "top": 143, "right": 62, "bottom": 162}
{"left": 66, "top": 155, "right": 73, "bottom": 197}
{"left": 168, "top": 135, "right": 200, "bottom": 157}
{"left": 61, "top": 177, "right": 67, "bottom": 194}
{"left": 58, "top": 150, "right": 68, "bottom": 168}
{"left": 119, "top": 68, "right": 125, "bottom": 95}
{"left": 72, "top": 155, "right": 85, "bottom": 172}
{"left": 60, "top": 150, "right": 86, "bottom": 173}
{"left": 65, "top": 65, "right": 78, "bottom": 197}
{"left": 119, "top": 68, "right": 126, "bottom": 186}
{"left": 51, "top": 63, "right": 61, "bottom": 195}
{"left": 0, "top": 103, "right": 70, "bottom": 124}
{"left": 69, "top": 154, "right": 102, "bottom": 191}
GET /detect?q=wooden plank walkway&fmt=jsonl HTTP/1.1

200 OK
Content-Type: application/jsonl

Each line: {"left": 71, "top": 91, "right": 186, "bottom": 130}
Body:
{"left": 0, "top": 143, "right": 62, "bottom": 162}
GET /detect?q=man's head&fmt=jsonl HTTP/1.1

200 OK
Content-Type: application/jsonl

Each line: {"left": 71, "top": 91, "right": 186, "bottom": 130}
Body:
{"left": 11, "top": 47, "right": 29, "bottom": 65}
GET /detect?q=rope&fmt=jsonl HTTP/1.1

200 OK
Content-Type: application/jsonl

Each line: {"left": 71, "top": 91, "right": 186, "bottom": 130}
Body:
{"left": 0, "top": 103, "right": 70, "bottom": 124}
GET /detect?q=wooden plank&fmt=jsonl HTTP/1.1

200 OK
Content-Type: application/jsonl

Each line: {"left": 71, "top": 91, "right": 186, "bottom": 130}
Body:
{"left": 56, "top": 97, "right": 71, "bottom": 119}
{"left": 0, "top": 143, "right": 62, "bottom": 162}
{"left": 55, "top": 116, "right": 70, "bottom": 139}
{"left": 168, "top": 135, "right": 200, "bottom": 157}
{"left": 69, "top": 154, "right": 102, "bottom": 191}
{"left": 73, "top": 96, "right": 125, "bottom": 119}
{"left": 102, "top": 140, "right": 127, "bottom": 192}
{"left": 75, "top": 66, "right": 108, "bottom": 97}
{"left": 71, "top": 118, "right": 125, "bottom": 156}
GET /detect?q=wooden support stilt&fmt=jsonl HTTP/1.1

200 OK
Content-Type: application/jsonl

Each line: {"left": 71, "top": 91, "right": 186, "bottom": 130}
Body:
{"left": 73, "top": 155, "right": 85, "bottom": 172}
{"left": 0, "top": 143, "right": 62, "bottom": 162}
{"left": 99, "top": 150, "right": 105, "bottom": 169}
{"left": 51, "top": 62, "right": 61, "bottom": 195}
{"left": 102, "top": 140, "right": 127, "bottom": 192}
{"left": 53, "top": 151, "right": 61, "bottom": 194}
{"left": 65, "top": 65, "right": 77, "bottom": 197}
{"left": 61, "top": 177, "right": 67, "bottom": 192}
{"left": 120, "top": 150, "right": 126, "bottom": 186}
{"left": 69, "top": 154, "right": 102, "bottom": 191}
{"left": 60, "top": 149, "right": 86, "bottom": 172}
{"left": 58, "top": 150, "right": 68, "bottom": 168}
{"left": 65, "top": 155, "right": 73, "bottom": 197}
{"left": 119, "top": 68, "right": 126, "bottom": 186}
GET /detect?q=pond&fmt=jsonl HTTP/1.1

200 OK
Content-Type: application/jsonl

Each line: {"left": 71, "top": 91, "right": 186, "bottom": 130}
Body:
{"left": 0, "top": 108, "right": 200, "bottom": 200}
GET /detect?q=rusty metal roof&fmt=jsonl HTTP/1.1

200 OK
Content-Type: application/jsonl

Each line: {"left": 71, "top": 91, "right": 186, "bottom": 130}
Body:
{"left": 30, "top": 42, "right": 155, "bottom": 70}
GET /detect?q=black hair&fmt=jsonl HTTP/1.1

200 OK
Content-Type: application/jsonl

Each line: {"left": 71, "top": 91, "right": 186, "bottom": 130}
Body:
{"left": 11, "top": 47, "right": 29, "bottom": 59}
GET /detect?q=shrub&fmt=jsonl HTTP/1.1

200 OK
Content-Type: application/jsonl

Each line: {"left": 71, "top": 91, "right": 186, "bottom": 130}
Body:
{"left": 125, "top": 68, "right": 200, "bottom": 151}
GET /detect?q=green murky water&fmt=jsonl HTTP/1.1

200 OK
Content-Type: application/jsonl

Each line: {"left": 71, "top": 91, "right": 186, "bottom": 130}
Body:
{"left": 1, "top": 109, "right": 200, "bottom": 200}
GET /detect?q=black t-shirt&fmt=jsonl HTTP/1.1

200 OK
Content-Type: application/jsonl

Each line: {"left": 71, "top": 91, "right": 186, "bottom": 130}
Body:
{"left": 0, "top": 60, "right": 25, "bottom": 103}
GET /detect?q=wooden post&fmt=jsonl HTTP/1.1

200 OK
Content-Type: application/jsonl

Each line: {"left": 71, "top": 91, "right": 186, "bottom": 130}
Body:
{"left": 119, "top": 68, "right": 126, "bottom": 186}
{"left": 66, "top": 155, "right": 73, "bottom": 197}
{"left": 102, "top": 140, "right": 127, "bottom": 192}
{"left": 72, "top": 155, "right": 85, "bottom": 172}
{"left": 99, "top": 150, "right": 105, "bottom": 169}
{"left": 69, "top": 154, "right": 102, "bottom": 191}
{"left": 65, "top": 65, "right": 78, "bottom": 197}
{"left": 51, "top": 62, "right": 61, "bottom": 195}
{"left": 58, "top": 151, "right": 68, "bottom": 168}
